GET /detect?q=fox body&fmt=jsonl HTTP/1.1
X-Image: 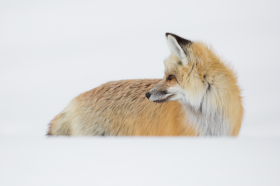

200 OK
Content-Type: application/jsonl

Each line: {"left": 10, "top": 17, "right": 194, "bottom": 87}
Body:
{"left": 48, "top": 33, "right": 243, "bottom": 136}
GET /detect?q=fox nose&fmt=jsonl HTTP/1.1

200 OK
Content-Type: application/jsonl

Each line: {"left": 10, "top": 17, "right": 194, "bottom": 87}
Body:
{"left": 145, "top": 92, "right": 151, "bottom": 99}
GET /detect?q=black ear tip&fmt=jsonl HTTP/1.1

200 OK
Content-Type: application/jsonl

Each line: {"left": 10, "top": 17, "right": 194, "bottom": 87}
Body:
{"left": 165, "top": 32, "right": 173, "bottom": 38}
{"left": 165, "top": 33, "right": 192, "bottom": 45}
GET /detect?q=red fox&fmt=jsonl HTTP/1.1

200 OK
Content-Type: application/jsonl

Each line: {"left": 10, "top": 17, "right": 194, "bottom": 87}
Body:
{"left": 48, "top": 33, "right": 243, "bottom": 136}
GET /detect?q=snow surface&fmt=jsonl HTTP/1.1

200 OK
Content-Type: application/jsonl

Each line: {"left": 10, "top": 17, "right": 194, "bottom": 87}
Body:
{"left": 1, "top": 137, "right": 280, "bottom": 186}
{"left": 0, "top": 0, "right": 280, "bottom": 185}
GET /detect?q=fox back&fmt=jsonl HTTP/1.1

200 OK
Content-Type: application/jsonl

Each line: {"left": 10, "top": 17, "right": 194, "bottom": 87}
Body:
{"left": 48, "top": 33, "right": 243, "bottom": 136}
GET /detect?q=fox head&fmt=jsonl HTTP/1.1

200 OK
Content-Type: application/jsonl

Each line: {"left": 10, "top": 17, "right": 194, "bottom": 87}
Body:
{"left": 146, "top": 33, "right": 215, "bottom": 111}
{"left": 146, "top": 33, "right": 243, "bottom": 135}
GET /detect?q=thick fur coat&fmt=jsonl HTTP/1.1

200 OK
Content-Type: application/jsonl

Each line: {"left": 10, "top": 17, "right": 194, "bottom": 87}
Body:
{"left": 48, "top": 33, "right": 243, "bottom": 136}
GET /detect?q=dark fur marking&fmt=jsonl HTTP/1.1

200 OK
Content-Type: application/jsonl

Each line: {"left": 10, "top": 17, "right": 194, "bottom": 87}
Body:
{"left": 199, "top": 101, "right": 203, "bottom": 114}
{"left": 160, "top": 90, "right": 168, "bottom": 95}
{"left": 131, "top": 97, "right": 137, "bottom": 102}
{"left": 46, "top": 128, "right": 52, "bottom": 136}
{"left": 207, "top": 83, "right": 211, "bottom": 92}
{"left": 46, "top": 122, "right": 53, "bottom": 136}
{"left": 165, "top": 33, "right": 192, "bottom": 46}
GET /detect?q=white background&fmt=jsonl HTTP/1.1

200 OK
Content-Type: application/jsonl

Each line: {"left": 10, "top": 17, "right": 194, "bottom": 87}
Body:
{"left": 0, "top": 0, "right": 279, "bottom": 185}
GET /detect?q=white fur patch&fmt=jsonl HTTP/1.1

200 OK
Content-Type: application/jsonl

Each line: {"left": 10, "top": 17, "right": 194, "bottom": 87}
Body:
{"left": 167, "top": 85, "right": 186, "bottom": 101}
{"left": 169, "top": 83, "right": 230, "bottom": 136}
{"left": 149, "top": 93, "right": 173, "bottom": 102}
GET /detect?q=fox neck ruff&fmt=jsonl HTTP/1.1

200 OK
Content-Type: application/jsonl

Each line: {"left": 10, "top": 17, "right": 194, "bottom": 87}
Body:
{"left": 179, "top": 89, "right": 230, "bottom": 136}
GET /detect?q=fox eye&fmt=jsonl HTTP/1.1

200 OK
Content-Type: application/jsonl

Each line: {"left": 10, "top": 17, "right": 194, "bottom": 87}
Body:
{"left": 167, "top": 75, "right": 175, "bottom": 81}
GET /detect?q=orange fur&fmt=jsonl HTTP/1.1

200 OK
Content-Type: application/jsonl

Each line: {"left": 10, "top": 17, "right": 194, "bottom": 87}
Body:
{"left": 49, "top": 79, "right": 196, "bottom": 136}
{"left": 48, "top": 33, "right": 243, "bottom": 136}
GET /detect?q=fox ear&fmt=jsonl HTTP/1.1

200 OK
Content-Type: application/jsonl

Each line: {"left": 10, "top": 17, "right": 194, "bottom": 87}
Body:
{"left": 165, "top": 33, "right": 192, "bottom": 66}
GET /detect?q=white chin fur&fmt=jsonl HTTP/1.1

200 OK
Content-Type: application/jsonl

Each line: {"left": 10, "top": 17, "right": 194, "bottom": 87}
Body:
{"left": 149, "top": 93, "right": 173, "bottom": 102}
{"left": 167, "top": 86, "right": 187, "bottom": 102}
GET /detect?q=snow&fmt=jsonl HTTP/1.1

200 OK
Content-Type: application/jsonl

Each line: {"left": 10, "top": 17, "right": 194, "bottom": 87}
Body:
{"left": 1, "top": 137, "right": 280, "bottom": 186}
{"left": 0, "top": 0, "right": 280, "bottom": 185}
